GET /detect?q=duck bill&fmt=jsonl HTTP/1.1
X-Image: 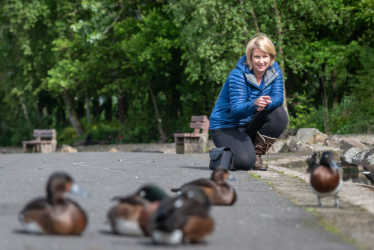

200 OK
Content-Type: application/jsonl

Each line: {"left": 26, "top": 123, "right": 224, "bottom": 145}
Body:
{"left": 330, "top": 159, "right": 339, "bottom": 170}
{"left": 70, "top": 183, "right": 90, "bottom": 197}
{"left": 227, "top": 173, "right": 238, "bottom": 182}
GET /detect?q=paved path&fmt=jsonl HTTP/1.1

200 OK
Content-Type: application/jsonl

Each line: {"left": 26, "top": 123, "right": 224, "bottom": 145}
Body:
{"left": 0, "top": 152, "right": 355, "bottom": 250}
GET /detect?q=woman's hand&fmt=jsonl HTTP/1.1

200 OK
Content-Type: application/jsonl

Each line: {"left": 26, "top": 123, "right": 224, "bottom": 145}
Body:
{"left": 255, "top": 96, "right": 272, "bottom": 111}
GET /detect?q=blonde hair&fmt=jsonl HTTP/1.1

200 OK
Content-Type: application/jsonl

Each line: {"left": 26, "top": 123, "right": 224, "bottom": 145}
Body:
{"left": 246, "top": 33, "right": 276, "bottom": 70}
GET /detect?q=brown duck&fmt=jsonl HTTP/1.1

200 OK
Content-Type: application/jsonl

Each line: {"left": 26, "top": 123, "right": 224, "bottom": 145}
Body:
{"left": 310, "top": 151, "right": 341, "bottom": 207}
{"left": 19, "top": 172, "right": 88, "bottom": 235}
{"left": 171, "top": 168, "right": 237, "bottom": 206}
{"left": 107, "top": 185, "right": 168, "bottom": 236}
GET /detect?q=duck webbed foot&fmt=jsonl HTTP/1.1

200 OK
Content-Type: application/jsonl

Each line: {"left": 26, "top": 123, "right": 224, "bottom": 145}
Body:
{"left": 318, "top": 197, "right": 322, "bottom": 207}
{"left": 334, "top": 195, "right": 340, "bottom": 208}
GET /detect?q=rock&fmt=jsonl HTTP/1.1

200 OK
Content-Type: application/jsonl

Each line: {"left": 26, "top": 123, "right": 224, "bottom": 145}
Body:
{"left": 296, "top": 128, "right": 327, "bottom": 144}
{"left": 73, "top": 140, "right": 86, "bottom": 147}
{"left": 60, "top": 145, "right": 78, "bottom": 153}
{"left": 270, "top": 140, "right": 288, "bottom": 153}
{"left": 340, "top": 138, "right": 368, "bottom": 150}
{"left": 351, "top": 148, "right": 374, "bottom": 166}
{"left": 340, "top": 147, "right": 362, "bottom": 166}
{"left": 324, "top": 135, "right": 341, "bottom": 148}
{"left": 278, "top": 142, "right": 290, "bottom": 153}
{"left": 318, "top": 147, "right": 342, "bottom": 161}
{"left": 279, "top": 129, "right": 298, "bottom": 139}
{"left": 286, "top": 136, "right": 296, "bottom": 152}
{"left": 109, "top": 148, "right": 118, "bottom": 152}
{"left": 287, "top": 137, "right": 314, "bottom": 153}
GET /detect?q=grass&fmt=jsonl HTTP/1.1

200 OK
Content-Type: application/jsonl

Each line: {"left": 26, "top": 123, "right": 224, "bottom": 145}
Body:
{"left": 304, "top": 207, "right": 318, "bottom": 216}
{"left": 320, "top": 221, "right": 339, "bottom": 233}
{"left": 248, "top": 172, "right": 261, "bottom": 178}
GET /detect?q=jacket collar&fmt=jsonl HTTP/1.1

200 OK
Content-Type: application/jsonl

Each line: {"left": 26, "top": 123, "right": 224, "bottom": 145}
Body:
{"left": 237, "top": 55, "right": 279, "bottom": 88}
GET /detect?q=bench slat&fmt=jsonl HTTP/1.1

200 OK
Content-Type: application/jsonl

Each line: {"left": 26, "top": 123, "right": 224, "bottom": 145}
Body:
{"left": 190, "top": 133, "right": 203, "bottom": 137}
{"left": 23, "top": 140, "right": 54, "bottom": 145}
{"left": 174, "top": 133, "right": 192, "bottom": 138}
{"left": 174, "top": 115, "right": 209, "bottom": 140}
{"left": 190, "top": 122, "right": 207, "bottom": 129}
{"left": 33, "top": 129, "right": 57, "bottom": 138}
{"left": 191, "top": 116, "right": 208, "bottom": 122}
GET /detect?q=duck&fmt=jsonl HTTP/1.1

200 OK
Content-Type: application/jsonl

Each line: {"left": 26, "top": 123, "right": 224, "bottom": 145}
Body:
{"left": 171, "top": 167, "right": 237, "bottom": 206}
{"left": 361, "top": 165, "right": 374, "bottom": 182}
{"left": 306, "top": 151, "right": 321, "bottom": 167}
{"left": 148, "top": 186, "right": 214, "bottom": 245}
{"left": 310, "top": 151, "right": 342, "bottom": 207}
{"left": 19, "top": 172, "right": 89, "bottom": 235}
{"left": 107, "top": 184, "right": 168, "bottom": 236}
{"left": 306, "top": 151, "right": 321, "bottom": 173}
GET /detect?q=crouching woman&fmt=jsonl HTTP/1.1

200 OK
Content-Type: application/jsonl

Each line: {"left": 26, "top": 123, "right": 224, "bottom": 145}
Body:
{"left": 209, "top": 33, "right": 289, "bottom": 171}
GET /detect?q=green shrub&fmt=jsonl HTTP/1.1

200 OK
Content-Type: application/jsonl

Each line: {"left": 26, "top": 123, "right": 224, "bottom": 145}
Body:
{"left": 57, "top": 127, "right": 77, "bottom": 145}
{"left": 288, "top": 92, "right": 321, "bottom": 130}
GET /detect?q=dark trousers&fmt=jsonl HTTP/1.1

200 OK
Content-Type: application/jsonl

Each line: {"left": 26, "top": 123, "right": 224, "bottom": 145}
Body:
{"left": 211, "top": 106, "right": 289, "bottom": 170}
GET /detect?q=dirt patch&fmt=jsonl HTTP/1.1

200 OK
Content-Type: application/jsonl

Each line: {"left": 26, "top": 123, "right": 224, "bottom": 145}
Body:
{"left": 252, "top": 156, "right": 374, "bottom": 250}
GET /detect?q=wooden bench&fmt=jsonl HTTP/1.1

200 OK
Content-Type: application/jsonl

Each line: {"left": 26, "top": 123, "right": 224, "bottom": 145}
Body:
{"left": 22, "top": 129, "right": 57, "bottom": 153}
{"left": 174, "top": 116, "right": 210, "bottom": 154}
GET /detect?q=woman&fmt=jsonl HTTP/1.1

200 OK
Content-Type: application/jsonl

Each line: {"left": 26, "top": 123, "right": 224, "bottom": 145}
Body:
{"left": 210, "top": 33, "right": 289, "bottom": 171}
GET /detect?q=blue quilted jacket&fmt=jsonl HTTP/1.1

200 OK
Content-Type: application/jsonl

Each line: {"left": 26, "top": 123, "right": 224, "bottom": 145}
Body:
{"left": 210, "top": 55, "right": 284, "bottom": 130}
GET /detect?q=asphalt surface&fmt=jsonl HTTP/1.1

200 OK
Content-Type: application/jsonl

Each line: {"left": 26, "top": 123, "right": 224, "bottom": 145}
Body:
{"left": 0, "top": 152, "right": 356, "bottom": 250}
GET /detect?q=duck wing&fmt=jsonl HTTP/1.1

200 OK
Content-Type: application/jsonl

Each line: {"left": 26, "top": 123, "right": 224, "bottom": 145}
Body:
{"left": 111, "top": 195, "right": 148, "bottom": 206}
{"left": 214, "top": 183, "right": 237, "bottom": 205}
{"left": 171, "top": 179, "right": 216, "bottom": 192}
{"left": 20, "top": 198, "right": 49, "bottom": 214}
{"left": 152, "top": 197, "right": 189, "bottom": 232}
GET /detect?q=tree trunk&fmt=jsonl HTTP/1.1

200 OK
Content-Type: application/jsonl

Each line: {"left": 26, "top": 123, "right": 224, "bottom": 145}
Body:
{"left": 62, "top": 90, "right": 86, "bottom": 136}
{"left": 319, "top": 63, "right": 329, "bottom": 134}
{"left": 92, "top": 98, "right": 99, "bottom": 121}
{"left": 104, "top": 96, "right": 112, "bottom": 121}
{"left": 147, "top": 80, "right": 167, "bottom": 142}
{"left": 248, "top": 0, "right": 260, "bottom": 33}
{"left": 273, "top": 0, "right": 289, "bottom": 115}
{"left": 85, "top": 97, "right": 90, "bottom": 124}
{"left": 76, "top": 97, "right": 85, "bottom": 118}
{"left": 239, "top": 0, "right": 248, "bottom": 38}
{"left": 117, "top": 90, "right": 128, "bottom": 124}
{"left": 19, "top": 96, "right": 32, "bottom": 128}
{"left": 33, "top": 101, "right": 43, "bottom": 127}
{"left": 332, "top": 70, "right": 338, "bottom": 111}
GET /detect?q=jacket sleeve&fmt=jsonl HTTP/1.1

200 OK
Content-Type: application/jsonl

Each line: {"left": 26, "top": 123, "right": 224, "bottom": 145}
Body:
{"left": 264, "top": 62, "right": 284, "bottom": 111}
{"left": 229, "top": 69, "right": 258, "bottom": 119}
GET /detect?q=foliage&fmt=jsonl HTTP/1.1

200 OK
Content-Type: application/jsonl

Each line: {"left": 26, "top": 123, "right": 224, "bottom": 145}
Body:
{"left": 288, "top": 92, "right": 320, "bottom": 130}
{"left": 0, "top": 0, "right": 374, "bottom": 146}
{"left": 58, "top": 127, "right": 78, "bottom": 146}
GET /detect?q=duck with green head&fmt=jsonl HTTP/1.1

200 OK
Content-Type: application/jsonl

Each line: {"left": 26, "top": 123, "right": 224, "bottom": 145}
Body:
{"left": 148, "top": 186, "right": 214, "bottom": 245}
{"left": 107, "top": 184, "right": 168, "bottom": 236}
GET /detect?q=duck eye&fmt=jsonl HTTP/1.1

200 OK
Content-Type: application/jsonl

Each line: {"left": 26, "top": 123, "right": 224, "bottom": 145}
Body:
{"left": 140, "top": 190, "right": 146, "bottom": 197}
{"left": 187, "top": 191, "right": 195, "bottom": 198}
{"left": 174, "top": 199, "right": 183, "bottom": 208}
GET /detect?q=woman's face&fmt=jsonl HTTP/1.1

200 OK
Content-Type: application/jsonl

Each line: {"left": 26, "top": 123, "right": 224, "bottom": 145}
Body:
{"left": 251, "top": 48, "right": 270, "bottom": 75}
